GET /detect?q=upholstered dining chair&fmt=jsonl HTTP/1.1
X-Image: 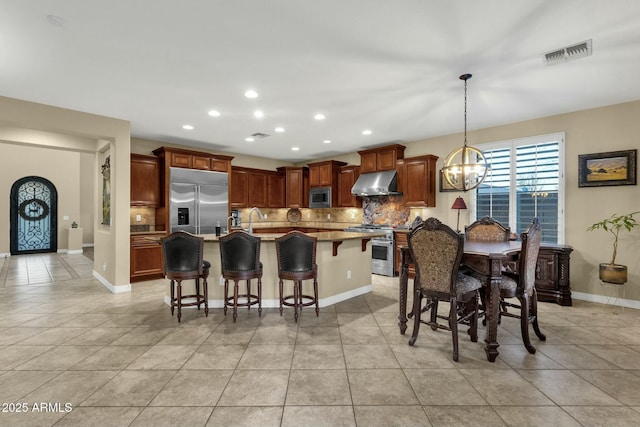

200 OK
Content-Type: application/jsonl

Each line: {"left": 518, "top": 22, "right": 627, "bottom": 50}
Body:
{"left": 407, "top": 217, "right": 483, "bottom": 362}
{"left": 465, "top": 216, "right": 511, "bottom": 242}
{"left": 219, "top": 230, "right": 263, "bottom": 322}
{"left": 161, "top": 231, "right": 211, "bottom": 323}
{"left": 499, "top": 217, "right": 546, "bottom": 353}
{"left": 275, "top": 231, "right": 319, "bottom": 322}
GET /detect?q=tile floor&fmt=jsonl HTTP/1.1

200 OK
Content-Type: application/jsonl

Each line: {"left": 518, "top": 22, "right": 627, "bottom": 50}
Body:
{"left": 1, "top": 253, "right": 639, "bottom": 426}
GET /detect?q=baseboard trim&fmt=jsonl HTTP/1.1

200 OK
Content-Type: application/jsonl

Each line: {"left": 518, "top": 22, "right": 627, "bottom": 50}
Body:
{"left": 572, "top": 290, "right": 640, "bottom": 310}
{"left": 93, "top": 270, "right": 132, "bottom": 294}
{"left": 163, "top": 284, "right": 374, "bottom": 309}
{"left": 67, "top": 249, "right": 83, "bottom": 255}
{"left": 0, "top": 253, "right": 10, "bottom": 258}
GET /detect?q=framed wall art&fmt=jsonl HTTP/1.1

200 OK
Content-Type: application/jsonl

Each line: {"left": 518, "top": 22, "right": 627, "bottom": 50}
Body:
{"left": 578, "top": 149, "right": 637, "bottom": 187}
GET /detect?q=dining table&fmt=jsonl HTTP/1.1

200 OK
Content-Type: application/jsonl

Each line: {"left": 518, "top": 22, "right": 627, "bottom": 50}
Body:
{"left": 397, "top": 239, "right": 522, "bottom": 362}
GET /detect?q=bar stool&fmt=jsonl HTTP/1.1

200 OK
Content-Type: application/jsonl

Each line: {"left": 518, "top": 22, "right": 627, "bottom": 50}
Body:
{"left": 161, "top": 231, "right": 210, "bottom": 323}
{"left": 219, "top": 231, "right": 262, "bottom": 322}
{"left": 275, "top": 231, "right": 318, "bottom": 322}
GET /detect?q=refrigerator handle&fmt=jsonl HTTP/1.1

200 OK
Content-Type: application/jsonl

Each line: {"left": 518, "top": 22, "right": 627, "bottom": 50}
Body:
{"left": 195, "top": 186, "right": 200, "bottom": 234}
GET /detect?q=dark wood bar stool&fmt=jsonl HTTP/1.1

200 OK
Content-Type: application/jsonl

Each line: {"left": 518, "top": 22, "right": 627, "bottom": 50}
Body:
{"left": 219, "top": 231, "right": 262, "bottom": 322}
{"left": 161, "top": 231, "right": 210, "bottom": 323}
{"left": 275, "top": 231, "right": 318, "bottom": 322}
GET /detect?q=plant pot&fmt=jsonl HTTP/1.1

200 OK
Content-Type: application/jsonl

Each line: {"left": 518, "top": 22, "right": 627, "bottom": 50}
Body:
{"left": 599, "top": 263, "right": 627, "bottom": 284}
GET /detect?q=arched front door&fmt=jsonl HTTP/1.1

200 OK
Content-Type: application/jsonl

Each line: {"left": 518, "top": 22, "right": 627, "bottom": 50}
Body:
{"left": 10, "top": 176, "right": 58, "bottom": 255}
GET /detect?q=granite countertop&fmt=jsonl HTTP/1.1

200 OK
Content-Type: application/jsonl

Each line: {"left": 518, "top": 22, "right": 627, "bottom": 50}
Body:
{"left": 131, "top": 230, "right": 167, "bottom": 236}
{"left": 200, "top": 230, "right": 385, "bottom": 242}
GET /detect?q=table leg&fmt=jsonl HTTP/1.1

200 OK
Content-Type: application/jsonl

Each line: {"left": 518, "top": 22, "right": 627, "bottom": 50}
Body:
{"left": 484, "top": 259, "right": 502, "bottom": 362}
{"left": 398, "top": 254, "right": 409, "bottom": 335}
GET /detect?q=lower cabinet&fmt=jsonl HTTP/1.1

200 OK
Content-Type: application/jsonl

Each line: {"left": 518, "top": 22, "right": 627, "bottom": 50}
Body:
{"left": 130, "top": 235, "right": 165, "bottom": 282}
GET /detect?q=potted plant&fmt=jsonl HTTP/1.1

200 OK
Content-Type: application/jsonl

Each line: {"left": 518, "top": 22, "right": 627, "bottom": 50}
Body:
{"left": 587, "top": 211, "right": 639, "bottom": 284}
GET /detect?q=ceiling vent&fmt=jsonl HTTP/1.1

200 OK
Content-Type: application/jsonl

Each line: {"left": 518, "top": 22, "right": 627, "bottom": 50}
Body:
{"left": 250, "top": 132, "right": 270, "bottom": 138}
{"left": 543, "top": 39, "right": 592, "bottom": 65}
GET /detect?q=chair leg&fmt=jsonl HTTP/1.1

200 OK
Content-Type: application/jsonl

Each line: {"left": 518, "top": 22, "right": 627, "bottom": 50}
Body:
{"left": 293, "top": 281, "right": 300, "bottom": 322}
{"left": 520, "top": 294, "right": 536, "bottom": 354}
{"left": 279, "top": 278, "right": 284, "bottom": 316}
{"left": 450, "top": 297, "right": 459, "bottom": 362}
{"left": 531, "top": 289, "right": 546, "bottom": 341}
{"left": 247, "top": 279, "right": 252, "bottom": 311}
{"left": 170, "top": 280, "right": 175, "bottom": 316}
{"left": 176, "top": 280, "right": 183, "bottom": 323}
{"left": 223, "top": 279, "right": 228, "bottom": 315}
{"left": 233, "top": 280, "right": 239, "bottom": 322}
{"left": 195, "top": 278, "right": 201, "bottom": 310}
{"left": 430, "top": 298, "right": 439, "bottom": 330}
{"left": 408, "top": 291, "right": 422, "bottom": 346}
{"left": 257, "top": 277, "right": 262, "bottom": 317}
{"left": 203, "top": 278, "right": 209, "bottom": 317}
{"left": 313, "top": 277, "right": 319, "bottom": 316}
{"left": 469, "top": 291, "right": 479, "bottom": 343}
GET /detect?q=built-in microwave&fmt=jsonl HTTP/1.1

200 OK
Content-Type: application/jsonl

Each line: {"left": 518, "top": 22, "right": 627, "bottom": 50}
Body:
{"left": 309, "top": 187, "right": 331, "bottom": 208}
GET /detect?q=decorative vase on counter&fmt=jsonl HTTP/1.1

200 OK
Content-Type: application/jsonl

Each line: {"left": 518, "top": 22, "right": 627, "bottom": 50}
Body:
{"left": 71, "top": 221, "right": 78, "bottom": 229}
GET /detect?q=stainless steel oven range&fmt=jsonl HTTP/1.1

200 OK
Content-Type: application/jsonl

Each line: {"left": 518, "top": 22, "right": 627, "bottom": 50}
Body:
{"left": 344, "top": 224, "right": 395, "bottom": 276}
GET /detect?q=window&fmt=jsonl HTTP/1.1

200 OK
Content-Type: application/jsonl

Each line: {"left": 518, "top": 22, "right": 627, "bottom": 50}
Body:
{"left": 472, "top": 133, "right": 565, "bottom": 244}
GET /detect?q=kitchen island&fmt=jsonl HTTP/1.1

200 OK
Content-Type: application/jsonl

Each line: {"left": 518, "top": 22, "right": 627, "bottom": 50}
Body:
{"left": 162, "top": 231, "right": 383, "bottom": 309}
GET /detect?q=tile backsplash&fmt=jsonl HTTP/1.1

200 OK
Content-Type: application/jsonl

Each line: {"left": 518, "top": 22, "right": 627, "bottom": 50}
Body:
{"left": 362, "top": 196, "right": 410, "bottom": 226}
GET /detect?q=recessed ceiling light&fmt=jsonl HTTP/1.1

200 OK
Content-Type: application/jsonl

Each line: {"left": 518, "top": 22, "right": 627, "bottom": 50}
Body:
{"left": 362, "top": 129, "right": 372, "bottom": 135}
{"left": 254, "top": 110, "right": 264, "bottom": 119}
{"left": 274, "top": 127, "right": 285, "bottom": 133}
{"left": 182, "top": 124, "right": 194, "bottom": 130}
{"left": 244, "top": 89, "right": 258, "bottom": 99}
{"left": 314, "top": 113, "right": 326, "bottom": 121}
{"left": 323, "top": 140, "right": 332, "bottom": 144}
{"left": 245, "top": 137, "right": 255, "bottom": 142}
{"left": 291, "top": 147, "right": 300, "bottom": 151}
{"left": 208, "top": 110, "right": 221, "bottom": 117}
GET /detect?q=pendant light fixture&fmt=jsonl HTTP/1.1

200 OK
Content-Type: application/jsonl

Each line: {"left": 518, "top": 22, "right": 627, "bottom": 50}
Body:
{"left": 441, "top": 74, "right": 488, "bottom": 191}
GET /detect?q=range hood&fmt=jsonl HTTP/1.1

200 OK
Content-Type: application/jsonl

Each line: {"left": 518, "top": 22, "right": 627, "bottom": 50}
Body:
{"left": 351, "top": 170, "right": 402, "bottom": 196}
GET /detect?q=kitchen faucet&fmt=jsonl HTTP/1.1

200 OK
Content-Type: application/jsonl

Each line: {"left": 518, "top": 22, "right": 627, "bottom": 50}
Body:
{"left": 246, "top": 207, "right": 264, "bottom": 234}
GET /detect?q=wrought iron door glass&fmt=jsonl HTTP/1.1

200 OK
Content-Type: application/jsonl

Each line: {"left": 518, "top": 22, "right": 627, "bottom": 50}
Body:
{"left": 10, "top": 177, "right": 58, "bottom": 254}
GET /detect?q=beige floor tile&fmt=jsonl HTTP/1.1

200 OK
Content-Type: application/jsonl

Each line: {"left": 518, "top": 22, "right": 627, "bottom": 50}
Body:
{"left": 496, "top": 344, "right": 565, "bottom": 370}
{"left": 518, "top": 369, "right": 621, "bottom": 406}
{"left": 574, "top": 369, "right": 640, "bottom": 405}
{"left": 69, "top": 345, "right": 150, "bottom": 370}
{"left": 295, "top": 326, "right": 341, "bottom": 344}
{"left": 337, "top": 313, "right": 378, "bottom": 327}
{"left": 150, "top": 370, "right": 233, "bottom": 406}
{"left": 80, "top": 370, "right": 174, "bottom": 406}
{"left": 0, "top": 345, "right": 54, "bottom": 369}
{"left": 562, "top": 406, "right": 640, "bottom": 427}
{"left": 339, "top": 325, "right": 387, "bottom": 344}
{"left": 55, "top": 406, "right": 143, "bottom": 427}
{"left": 353, "top": 405, "right": 431, "bottom": 427}
{"left": 0, "top": 370, "right": 61, "bottom": 402}
{"left": 156, "top": 326, "right": 213, "bottom": 345}
{"left": 130, "top": 406, "right": 213, "bottom": 427}
{"left": 538, "top": 344, "right": 619, "bottom": 369}
{"left": 405, "top": 368, "right": 486, "bottom": 405}
{"left": 110, "top": 325, "right": 174, "bottom": 345}
{"left": 423, "top": 406, "right": 506, "bottom": 427}
{"left": 182, "top": 344, "right": 246, "bottom": 370}
{"left": 250, "top": 324, "right": 298, "bottom": 344}
{"left": 218, "top": 370, "right": 289, "bottom": 406}
{"left": 126, "top": 345, "right": 198, "bottom": 370}
{"left": 65, "top": 327, "right": 133, "bottom": 345}
{"left": 237, "top": 344, "right": 294, "bottom": 369}
{"left": 14, "top": 345, "right": 102, "bottom": 370}
{"left": 18, "top": 327, "right": 88, "bottom": 345}
{"left": 334, "top": 296, "right": 371, "bottom": 313}
{"left": 390, "top": 343, "right": 457, "bottom": 369}
{"left": 493, "top": 406, "right": 582, "bottom": 427}
{"left": 579, "top": 344, "right": 640, "bottom": 369}
{"left": 207, "top": 406, "right": 282, "bottom": 427}
{"left": 0, "top": 407, "right": 67, "bottom": 426}
{"left": 343, "top": 344, "right": 400, "bottom": 369}
{"left": 286, "top": 369, "right": 351, "bottom": 405}
{"left": 459, "top": 369, "right": 554, "bottom": 406}
{"left": 22, "top": 370, "right": 118, "bottom": 405}
{"left": 292, "top": 344, "right": 346, "bottom": 369}
{"left": 0, "top": 327, "right": 47, "bottom": 345}
{"left": 204, "top": 325, "right": 257, "bottom": 345}
{"left": 56, "top": 313, "right": 113, "bottom": 327}
{"left": 297, "top": 309, "right": 339, "bottom": 327}
{"left": 348, "top": 369, "right": 419, "bottom": 405}
{"left": 281, "top": 405, "right": 356, "bottom": 427}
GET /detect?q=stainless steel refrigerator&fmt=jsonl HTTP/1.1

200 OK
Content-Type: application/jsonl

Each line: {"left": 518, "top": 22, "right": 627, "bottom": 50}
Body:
{"left": 169, "top": 167, "right": 229, "bottom": 234}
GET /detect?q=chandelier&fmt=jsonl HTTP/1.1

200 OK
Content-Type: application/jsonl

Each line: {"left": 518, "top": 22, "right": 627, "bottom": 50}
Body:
{"left": 441, "top": 74, "right": 488, "bottom": 191}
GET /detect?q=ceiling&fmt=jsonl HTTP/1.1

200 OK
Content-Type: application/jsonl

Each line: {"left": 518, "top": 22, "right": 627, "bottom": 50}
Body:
{"left": 2, "top": 1, "right": 640, "bottom": 162}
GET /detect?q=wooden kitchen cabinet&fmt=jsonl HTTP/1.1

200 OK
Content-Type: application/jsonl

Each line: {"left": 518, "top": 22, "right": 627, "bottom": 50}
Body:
{"left": 337, "top": 165, "right": 362, "bottom": 208}
{"left": 398, "top": 154, "right": 438, "bottom": 207}
{"left": 131, "top": 154, "right": 160, "bottom": 206}
{"left": 130, "top": 234, "right": 165, "bottom": 282}
{"left": 248, "top": 170, "right": 268, "bottom": 207}
{"left": 278, "top": 166, "right": 309, "bottom": 208}
{"left": 535, "top": 245, "right": 573, "bottom": 306}
{"left": 230, "top": 167, "right": 249, "bottom": 208}
{"left": 308, "top": 160, "right": 347, "bottom": 187}
{"left": 231, "top": 167, "right": 284, "bottom": 208}
{"left": 267, "top": 172, "right": 285, "bottom": 208}
{"left": 358, "top": 144, "right": 405, "bottom": 173}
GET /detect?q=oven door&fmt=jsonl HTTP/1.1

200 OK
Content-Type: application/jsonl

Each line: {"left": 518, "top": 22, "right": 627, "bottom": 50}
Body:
{"left": 371, "top": 238, "right": 394, "bottom": 276}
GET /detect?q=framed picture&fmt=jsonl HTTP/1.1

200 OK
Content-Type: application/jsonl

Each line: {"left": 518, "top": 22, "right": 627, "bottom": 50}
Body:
{"left": 578, "top": 149, "right": 637, "bottom": 187}
{"left": 439, "top": 170, "right": 458, "bottom": 192}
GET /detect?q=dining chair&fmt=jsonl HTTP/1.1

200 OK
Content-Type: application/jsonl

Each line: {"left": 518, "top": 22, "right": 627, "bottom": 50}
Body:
{"left": 275, "top": 231, "right": 319, "bottom": 322}
{"left": 499, "top": 217, "right": 546, "bottom": 353}
{"left": 407, "top": 217, "right": 483, "bottom": 362}
{"left": 161, "top": 231, "right": 211, "bottom": 323}
{"left": 465, "top": 216, "right": 511, "bottom": 241}
{"left": 219, "top": 230, "right": 263, "bottom": 322}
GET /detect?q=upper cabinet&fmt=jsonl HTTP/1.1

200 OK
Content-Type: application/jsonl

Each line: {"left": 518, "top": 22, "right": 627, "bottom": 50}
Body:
{"left": 267, "top": 172, "right": 285, "bottom": 208}
{"left": 308, "top": 160, "right": 347, "bottom": 187}
{"left": 130, "top": 154, "right": 160, "bottom": 206}
{"left": 337, "top": 165, "right": 362, "bottom": 208}
{"left": 277, "top": 166, "right": 309, "bottom": 208}
{"left": 358, "top": 144, "right": 405, "bottom": 173}
{"left": 397, "top": 154, "right": 438, "bottom": 207}
{"left": 231, "top": 166, "right": 284, "bottom": 208}
{"left": 230, "top": 167, "right": 249, "bottom": 208}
